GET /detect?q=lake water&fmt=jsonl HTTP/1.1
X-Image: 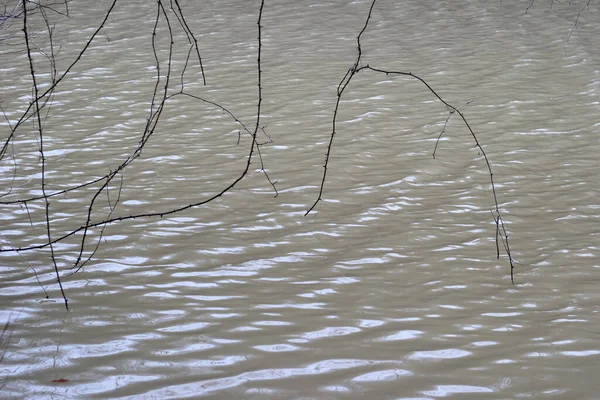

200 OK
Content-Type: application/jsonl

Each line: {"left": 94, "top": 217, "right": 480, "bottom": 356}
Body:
{"left": 1, "top": 0, "right": 599, "bottom": 398}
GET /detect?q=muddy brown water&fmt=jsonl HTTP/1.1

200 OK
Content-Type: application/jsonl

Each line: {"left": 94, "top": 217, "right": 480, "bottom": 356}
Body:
{"left": 1, "top": 0, "right": 599, "bottom": 398}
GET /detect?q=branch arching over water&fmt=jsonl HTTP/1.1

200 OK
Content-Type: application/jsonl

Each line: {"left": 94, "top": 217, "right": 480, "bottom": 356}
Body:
{"left": 305, "top": 0, "right": 516, "bottom": 282}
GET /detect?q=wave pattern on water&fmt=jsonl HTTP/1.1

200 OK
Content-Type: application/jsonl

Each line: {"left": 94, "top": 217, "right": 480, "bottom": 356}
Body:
{"left": 1, "top": 0, "right": 599, "bottom": 399}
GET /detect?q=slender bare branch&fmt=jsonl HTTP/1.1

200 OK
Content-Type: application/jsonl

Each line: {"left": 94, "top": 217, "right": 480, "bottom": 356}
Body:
{"left": 305, "top": 0, "right": 516, "bottom": 281}
{"left": 22, "top": 0, "right": 68, "bottom": 307}
{"left": 1, "top": 0, "right": 119, "bottom": 161}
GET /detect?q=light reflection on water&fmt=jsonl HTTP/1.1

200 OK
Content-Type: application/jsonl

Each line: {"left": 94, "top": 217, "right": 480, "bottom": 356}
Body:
{"left": 1, "top": 0, "right": 600, "bottom": 398}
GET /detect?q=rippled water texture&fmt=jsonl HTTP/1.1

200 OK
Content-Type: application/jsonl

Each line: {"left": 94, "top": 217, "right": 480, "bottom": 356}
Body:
{"left": 1, "top": 0, "right": 599, "bottom": 398}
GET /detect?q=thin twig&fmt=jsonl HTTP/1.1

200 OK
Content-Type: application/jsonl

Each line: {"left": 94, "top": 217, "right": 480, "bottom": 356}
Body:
{"left": 566, "top": 0, "right": 592, "bottom": 43}
{"left": 305, "top": 0, "right": 377, "bottom": 216}
{"left": 305, "top": 0, "right": 515, "bottom": 281}
{"left": 432, "top": 99, "right": 474, "bottom": 160}
{"left": 22, "top": 0, "right": 68, "bottom": 307}
{"left": 1, "top": 0, "right": 119, "bottom": 161}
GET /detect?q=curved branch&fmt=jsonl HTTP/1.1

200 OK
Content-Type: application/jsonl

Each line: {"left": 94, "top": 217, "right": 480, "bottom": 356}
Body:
{"left": 305, "top": 0, "right": 515, "bottom": 282}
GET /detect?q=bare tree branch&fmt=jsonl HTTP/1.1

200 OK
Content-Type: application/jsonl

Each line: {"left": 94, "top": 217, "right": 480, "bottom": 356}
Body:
{"left": 305, "top": 0, "right": 516, "bottom": 282}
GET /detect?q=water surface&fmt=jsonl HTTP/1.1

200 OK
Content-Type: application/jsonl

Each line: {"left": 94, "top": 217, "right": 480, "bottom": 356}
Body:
{"left": 1, "top": 0, "right": 599, "bottom": 398}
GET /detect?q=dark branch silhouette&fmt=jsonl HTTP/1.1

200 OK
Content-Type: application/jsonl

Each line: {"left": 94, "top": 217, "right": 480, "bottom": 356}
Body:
{"left": 1, "top": 0, "right": 526, "bottom": 309}
{"left": 0, "top": 0, "right": 273, "bottom": 307}
{"left": 305, "top": 0, "right": 516, "bottom": 282}
{"left": 21, "top": 0, "right": 67, "bottom": 307}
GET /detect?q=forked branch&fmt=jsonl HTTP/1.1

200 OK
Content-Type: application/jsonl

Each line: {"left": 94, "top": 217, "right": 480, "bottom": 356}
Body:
{"left": 306, "top": 0, "right": 516, "bottom": 282}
